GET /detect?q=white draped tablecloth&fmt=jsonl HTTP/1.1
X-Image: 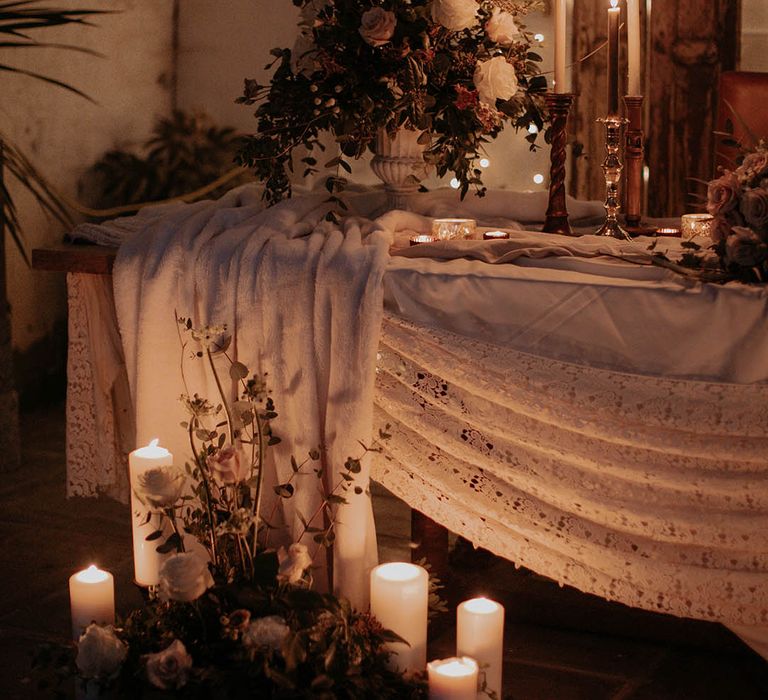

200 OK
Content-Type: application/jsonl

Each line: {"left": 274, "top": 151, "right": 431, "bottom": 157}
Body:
{"left": 64, "top": 186, "right": 768, "bottom": 656}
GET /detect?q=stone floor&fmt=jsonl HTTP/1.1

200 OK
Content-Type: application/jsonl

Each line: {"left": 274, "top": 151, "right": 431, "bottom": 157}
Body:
{"left": 1, "top": 402, "right": 767, "bottom": 698}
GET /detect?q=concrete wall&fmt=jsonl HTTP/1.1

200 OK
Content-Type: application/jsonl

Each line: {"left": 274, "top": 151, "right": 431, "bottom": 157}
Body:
{"left": 741, "top": 0, "right": 768, "bottom": 72}
{"left": 3, "top": 0, "right": 174, "bottom": 399}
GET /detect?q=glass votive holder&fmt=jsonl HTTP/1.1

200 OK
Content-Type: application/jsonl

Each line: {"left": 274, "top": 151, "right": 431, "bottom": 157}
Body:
{"left": 410, "top": 234, "right": 435, "bottom": 246}
{"left": 431, "top": 218, "right": 476, "bottom": 240}
{"left": 656, "top": 227, "right": 681, "bottom": 237}
{"left": 483, "top": 230, "right": 510, "bottom": 240}
{"left": 681, "top": 213, "right": 714, "bottom": 241}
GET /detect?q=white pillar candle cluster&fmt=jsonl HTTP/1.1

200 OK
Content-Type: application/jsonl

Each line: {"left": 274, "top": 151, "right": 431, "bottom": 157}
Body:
{"left": 370, "top": 562, "right": 428, "bottom": 673}
{"left": 427, "top": 657, "right": 479, "bottom": 700}
{"left": 129, "top": 439, "right": 173, "bottom": 586}
{"left": 457, "top": 597, "right": 505, "bottom": 699}
{"left": 69, "top": 565, "right": 115, "bottom": 640}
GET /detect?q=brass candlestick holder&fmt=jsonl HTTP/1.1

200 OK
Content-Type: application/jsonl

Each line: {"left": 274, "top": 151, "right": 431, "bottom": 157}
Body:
{"left": 595, "top": 114, "right": 630, "bottom": 240}
{"left": 542, "top": 92, "right": 575, "bottom": 235}
{"left": 623, "top": 95, "right": 654, "bottom": 235}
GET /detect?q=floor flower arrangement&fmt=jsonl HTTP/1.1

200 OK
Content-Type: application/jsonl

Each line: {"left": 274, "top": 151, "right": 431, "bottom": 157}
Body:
{"left": 35, "top": 320, "right": 426, "bottom": 698}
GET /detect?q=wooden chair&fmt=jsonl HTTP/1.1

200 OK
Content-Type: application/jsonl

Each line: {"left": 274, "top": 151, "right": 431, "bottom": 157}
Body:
{"left": 715, "top": 71, "right": 768, "bottom": 173}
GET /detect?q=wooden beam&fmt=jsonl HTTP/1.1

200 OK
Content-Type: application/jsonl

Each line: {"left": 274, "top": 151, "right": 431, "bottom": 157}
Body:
{"left": 32, "top": 244, "right": 116, "bottom": 275}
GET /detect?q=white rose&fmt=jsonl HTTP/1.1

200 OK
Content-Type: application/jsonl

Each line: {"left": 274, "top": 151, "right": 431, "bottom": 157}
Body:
{"left": 144, "top": 639, "right": 193, "bottom": 690}
{"left": 76, "top": 624, "right": 127, "bottom": 679}
{"left": 485, "top": 8, "right": 520, "bottom": 45}
{"left": 135, "top": 465, "right": 185, "bottom": 510}
{"left": 431, "top": 0, "right": 479, "bottom": 32}
{"left": 158, "top": 552, "right": 214, "bottom": 603}
{"left": 243, "top": 615, "right": 290, "bottom": 651}
{"left": 473, "top": 55, "right": 519, "bottom": 106}
{"left": 359, "top": 7, "right": 397, "bottom": 47}
{"left": 277, "top": 542, "right": 313, "bottom": 584}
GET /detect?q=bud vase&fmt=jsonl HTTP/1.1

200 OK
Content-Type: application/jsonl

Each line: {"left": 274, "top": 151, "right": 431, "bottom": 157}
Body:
{"left": 370, "top": 127, "right": 428, "bottom": 212}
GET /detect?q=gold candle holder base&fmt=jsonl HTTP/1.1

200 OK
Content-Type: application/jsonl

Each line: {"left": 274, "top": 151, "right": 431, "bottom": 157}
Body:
{"left": 596, "top": 115, "right": 630, "bottom": 241}
{"left": 542, "top": 93, "right": 576, "bottom": 236}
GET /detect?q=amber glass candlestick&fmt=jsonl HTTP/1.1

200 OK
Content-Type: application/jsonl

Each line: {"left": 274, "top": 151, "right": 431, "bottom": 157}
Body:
{"left": 542, "top": 92, "right": 575, "bottom": 235}
{"left": 623, "top": 95, "right": 653, "bottom": 234}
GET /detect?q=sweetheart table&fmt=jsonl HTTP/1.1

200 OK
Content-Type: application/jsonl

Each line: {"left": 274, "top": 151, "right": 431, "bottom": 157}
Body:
{"left": 52, "top": 185, "right": 768, "bottom": 658}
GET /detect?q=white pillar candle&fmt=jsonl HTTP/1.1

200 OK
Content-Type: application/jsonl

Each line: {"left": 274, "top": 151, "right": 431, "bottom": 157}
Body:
{"left": 69, "top": 565, "right": 115, "bottom": 640}
{"left": 553, "top": 0, "right": 567, "bottom": 93}
{"left": 129, "top": 439, "right": 173, "bottom": 586}
{"left": 428, "top": 657, "right": 479, "bottom": 700}
{"left": 370, "top": 562, "right": 428, "bottom": 673}
{"left": 626, "top": 0, "right": 642, "bottom": 96}
{"left": 607, "top": 0, "right": 621, "bottom": 115}
{"left": 457, "top": 597, "right": 505, "bottom": 699}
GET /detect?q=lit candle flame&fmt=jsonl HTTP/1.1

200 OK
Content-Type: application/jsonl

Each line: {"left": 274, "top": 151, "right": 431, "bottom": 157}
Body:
{"left": 610, "top": 0, "right": 619, "bottom": 8}
{"left": 149, "top": 438, "right": 159, "bottom": 448}
{"left": 76, "top": 564, "right": 109, "bottom": 584}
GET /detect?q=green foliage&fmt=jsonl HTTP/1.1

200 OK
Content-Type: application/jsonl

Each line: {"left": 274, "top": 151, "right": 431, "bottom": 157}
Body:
{"left": 84, "top": 111, "right": 246, "bottom": 210}
{"left": 236, "top": 0, "right": 547, "bottom": 207}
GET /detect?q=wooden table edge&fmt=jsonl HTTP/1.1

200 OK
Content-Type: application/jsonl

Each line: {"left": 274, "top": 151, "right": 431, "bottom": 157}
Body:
{"left": 32, "top": 244, "right": 117, "bottom": 275}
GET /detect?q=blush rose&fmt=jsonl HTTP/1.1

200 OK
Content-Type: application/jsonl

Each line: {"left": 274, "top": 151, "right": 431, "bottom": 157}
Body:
{"left": 359, "top": 7, "right": 396, "bottom": 47}
{"left": 144, "top": 639, "right": 193, "bottom": 690}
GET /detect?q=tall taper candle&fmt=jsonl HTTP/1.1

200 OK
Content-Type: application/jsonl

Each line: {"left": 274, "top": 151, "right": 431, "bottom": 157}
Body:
{"left": 457, "top": 597, "right": 504, "bottom": 699}
{"left": 370, "top": 562, "right": 428, "bottom": 673}
{"left": 608, "top": 0, "right": 621, "bottom": 115}
{"left": 69, "top": 565, "right": 115, "bottom": 640}
{"left": 129, "top": 439, "right": 173, "bottom": 586}
{"left": 553, "top": 0, "right": 567, "bottom": 93}
{"left": 626, "top": 0, "right": 641, "bottom": 96}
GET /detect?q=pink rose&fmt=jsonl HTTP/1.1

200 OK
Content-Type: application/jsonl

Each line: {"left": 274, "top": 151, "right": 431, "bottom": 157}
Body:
{"left": 739, "top": 150, "right": 768, "bottom": 182}
{"left": 359, "top": 8, "right": 396, "bottom": 47}
{"left": 740, "top": 187, "right": 768, "bottom": 231}
{"left": 144, "top": 639, "right": 193, "bottom": 690}
{"left": 206, "top": 445, "right": 248, "bottom": 485}
{"left": 725, "top": 226, "right": 768, "bottom": 267}
{"left": 710, "top": 216, "right": 732, "bottom": 244}
{"left": 706, "top": 172, "right": 740, "bottom": 216}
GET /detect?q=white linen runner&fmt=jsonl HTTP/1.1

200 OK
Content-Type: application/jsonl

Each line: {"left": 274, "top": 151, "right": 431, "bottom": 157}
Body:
{"left": 111, "top": 188, "right": 389, "bottom": 608}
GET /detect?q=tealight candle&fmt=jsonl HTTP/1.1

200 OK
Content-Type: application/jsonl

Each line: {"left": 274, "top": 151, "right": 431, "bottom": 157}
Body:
{"left": 681, "top": 213, "right": 714, "bottom": 241}
{"left": 410, "top": 234, "right": 436, "bottom": 246}
{"left": 431, "top": 218, "right": 476, "bottom": 241}
{"left": 457, "top": 597, "right": 504, "bottom": 698}
{"left": 483, "top": 230, "right": 510, "bottom": 241}
{"left": 370, "top": 562, "right": 428, "bottom": 673}
{"left": 656, "top": 227, "right": 681, "bottom": 237}
{"left": 427, "top": 657, "right": 479, "bottom": 700}
{"left": 69, "top": 565, "right": 115, "bottom": 640}
{"left": 129, "top": 439, "right": 173, "bottom": 586}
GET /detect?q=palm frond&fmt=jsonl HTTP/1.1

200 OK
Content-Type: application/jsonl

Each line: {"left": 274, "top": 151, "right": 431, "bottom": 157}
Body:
{"left": 0, "top": 63, "right": 95, "bottom": 100}
{"left": 1, "top": 134, "right": 77, "bottom": 266}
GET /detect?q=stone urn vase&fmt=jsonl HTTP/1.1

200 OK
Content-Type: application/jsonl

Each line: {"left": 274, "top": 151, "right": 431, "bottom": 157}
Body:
{"left": 370, "top": 127, "right": 429, "bottom": 212}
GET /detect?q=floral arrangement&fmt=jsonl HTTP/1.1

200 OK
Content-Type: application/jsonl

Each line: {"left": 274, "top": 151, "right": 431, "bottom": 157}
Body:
{"left": 703, "top": 140, "right": 768, "bottom": 283}
{"left": 34, "top": 319, "right": 428, "bottom": 698}
{"left": 236, "top": 0, "right": 547, "bottom": 206}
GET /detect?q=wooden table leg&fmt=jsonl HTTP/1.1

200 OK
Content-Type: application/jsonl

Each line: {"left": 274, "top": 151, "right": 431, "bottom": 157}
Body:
{"left": 411, "top": 509, "right": 449, "bottom": 582}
